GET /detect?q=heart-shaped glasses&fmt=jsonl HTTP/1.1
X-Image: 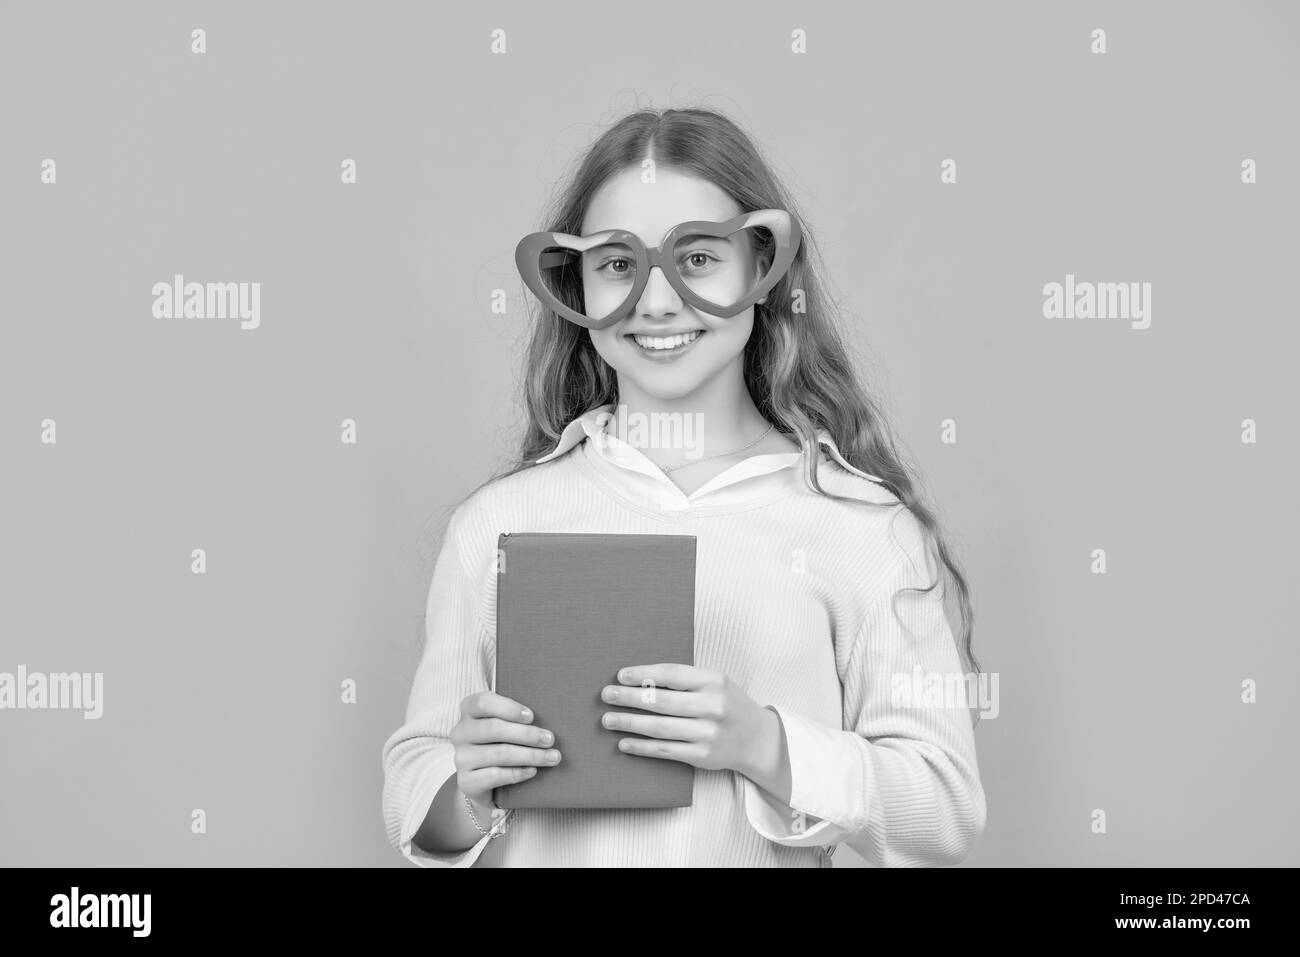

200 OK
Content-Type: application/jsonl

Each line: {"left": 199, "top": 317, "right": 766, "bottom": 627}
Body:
{"left": 514, "top": 208, "right": 802, "bottom": 330}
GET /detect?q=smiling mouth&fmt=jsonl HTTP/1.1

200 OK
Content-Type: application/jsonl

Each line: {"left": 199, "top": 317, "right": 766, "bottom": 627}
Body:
{"left": 625, "top": 330, "right": 705, "bottom": 352}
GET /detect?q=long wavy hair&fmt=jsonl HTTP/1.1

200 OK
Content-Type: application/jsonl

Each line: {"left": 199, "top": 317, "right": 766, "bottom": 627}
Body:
{"left": 435, "top": 106, "right": 980, "bottom": 681}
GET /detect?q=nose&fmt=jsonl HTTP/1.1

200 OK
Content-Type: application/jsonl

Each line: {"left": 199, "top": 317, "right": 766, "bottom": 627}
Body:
{"left": 636, "top": 266, "right": 682, "bottom": 320}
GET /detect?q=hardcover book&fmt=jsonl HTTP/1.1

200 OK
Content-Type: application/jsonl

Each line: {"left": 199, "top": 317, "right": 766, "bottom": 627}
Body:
{"left": 492, "top": 532, "right": 697, "bottom": 810}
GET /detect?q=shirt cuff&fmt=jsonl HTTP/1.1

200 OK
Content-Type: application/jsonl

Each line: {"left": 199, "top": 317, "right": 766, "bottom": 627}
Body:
{"left": 740, "top": 704, "right": 854, "bottom": 847}
{"left": 397, "top": 749, "right": 497, "bottom": 868}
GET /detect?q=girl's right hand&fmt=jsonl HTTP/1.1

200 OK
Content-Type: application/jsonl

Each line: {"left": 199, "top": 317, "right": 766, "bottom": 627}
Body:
{"left": 450, "top": 691, "right": 562, "bottom": 809}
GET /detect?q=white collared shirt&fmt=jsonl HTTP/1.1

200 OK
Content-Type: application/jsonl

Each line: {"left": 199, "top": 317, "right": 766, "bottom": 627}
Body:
{"left": 382, "top": 404, "right": 987, "bottom": 867}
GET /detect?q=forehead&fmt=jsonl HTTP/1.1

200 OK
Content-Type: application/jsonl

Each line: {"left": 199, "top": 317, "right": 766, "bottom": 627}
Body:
{"left": 581, "top": 166, "right": 742, "bottom": 244}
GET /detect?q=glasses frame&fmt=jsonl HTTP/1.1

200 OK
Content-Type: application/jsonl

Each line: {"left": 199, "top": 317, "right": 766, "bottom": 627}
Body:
{"left": 514, "top": 208, "right": 802, "bottom": 330}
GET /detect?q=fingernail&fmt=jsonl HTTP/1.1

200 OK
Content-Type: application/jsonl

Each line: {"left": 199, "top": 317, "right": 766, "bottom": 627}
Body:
{"left": 618, "top": 669, "right": 631, "bottom": 682}
{"left": 520, "top": 708, "right": 532, "bottom": 721}
{"left": 523, "top": 767, "right": 537, "bottom": 776}
{"left": 546, "top": 750, "right": 560, "bottom": 763}
{"left": 603, "top": 688, "right": 617, "bottom": 702}
{"left": 540, "top": 730, "right": 553, "bottom": 745}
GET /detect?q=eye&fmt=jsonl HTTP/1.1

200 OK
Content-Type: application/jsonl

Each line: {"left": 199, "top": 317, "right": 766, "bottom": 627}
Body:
{"left": 680, "top": 251, "right": 719, "bottom": 273}
{"left": 595, "top": 257, "right": 633, "bottom": 278}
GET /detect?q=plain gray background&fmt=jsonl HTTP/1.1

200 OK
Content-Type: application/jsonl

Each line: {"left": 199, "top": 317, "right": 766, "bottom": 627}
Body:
{"left": 1, "top": 0, "right": 1296, "bottom": 867}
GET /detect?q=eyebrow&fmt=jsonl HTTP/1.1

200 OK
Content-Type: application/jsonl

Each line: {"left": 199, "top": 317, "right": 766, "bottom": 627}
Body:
{"left": 678, "top": 234, "right": 735, "bottom": 246}
{"left": 584, "top": 241, "right": 630, "bottom": 254}
{"left": 581, "top": 231, "right": 738, "bottom": 252}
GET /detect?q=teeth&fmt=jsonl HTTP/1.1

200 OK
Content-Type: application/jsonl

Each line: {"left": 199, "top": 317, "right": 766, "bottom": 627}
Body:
{"left": 632, "top": 331, "right": 702, "bottom": 350}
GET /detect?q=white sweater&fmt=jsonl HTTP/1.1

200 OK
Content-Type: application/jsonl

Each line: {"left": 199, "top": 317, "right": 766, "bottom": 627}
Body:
{"left": 381, "top": 407, "right": 987, "bottom": 867}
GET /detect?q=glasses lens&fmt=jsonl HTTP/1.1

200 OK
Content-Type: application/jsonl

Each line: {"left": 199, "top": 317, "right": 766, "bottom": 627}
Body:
{"left": 535, "top": 240, "right": 638, "bottom": 324}
{"left": 576, "top": 241, "right": 638, "bottom": 323}
{"left": 671, "top": 225, "right": 772, "bottom": 314}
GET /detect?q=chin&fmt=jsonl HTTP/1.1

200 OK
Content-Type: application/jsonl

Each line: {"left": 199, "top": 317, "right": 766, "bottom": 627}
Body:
{"left": 622, "top": 373, "right": 712, "bottom": 401}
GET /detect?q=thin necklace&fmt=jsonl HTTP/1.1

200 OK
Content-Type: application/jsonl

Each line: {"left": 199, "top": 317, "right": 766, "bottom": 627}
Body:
{"left": 651, "top": 422, "right": 775, "bottom": 474}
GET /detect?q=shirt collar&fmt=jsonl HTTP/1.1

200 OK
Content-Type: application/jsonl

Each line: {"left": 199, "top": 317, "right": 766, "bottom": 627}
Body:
{"left": 534, "top": 403, "right": 885, "bottom": 485}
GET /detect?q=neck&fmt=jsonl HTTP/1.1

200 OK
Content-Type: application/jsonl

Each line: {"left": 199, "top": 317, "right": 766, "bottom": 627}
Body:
{"left": 609, "top": 358, "right": 771, "bottom": 462}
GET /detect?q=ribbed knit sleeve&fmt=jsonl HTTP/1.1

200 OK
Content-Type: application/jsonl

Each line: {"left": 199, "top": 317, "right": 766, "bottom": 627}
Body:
{"left": 743, "top": 505, "right": 987, "bottom": 866}
{"left": 380, "top": 506, "right": 498, "bottom": 867}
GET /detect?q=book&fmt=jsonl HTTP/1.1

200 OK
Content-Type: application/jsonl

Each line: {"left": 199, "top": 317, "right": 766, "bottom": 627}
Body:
{"left": 492, "top": 532, "right": 697, "bottom": 809}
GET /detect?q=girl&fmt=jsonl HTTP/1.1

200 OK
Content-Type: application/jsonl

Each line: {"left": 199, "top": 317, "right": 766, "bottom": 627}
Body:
{"left": 382, "top": 107, "right": 987, "bottom": 867}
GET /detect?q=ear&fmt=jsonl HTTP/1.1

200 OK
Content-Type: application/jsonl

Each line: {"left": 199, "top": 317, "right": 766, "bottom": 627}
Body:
{"left": 753, "top": 252, "right": 774, "bottom": 306}
{"left": 751, "top": 231, "right": 775, "bottom": 284}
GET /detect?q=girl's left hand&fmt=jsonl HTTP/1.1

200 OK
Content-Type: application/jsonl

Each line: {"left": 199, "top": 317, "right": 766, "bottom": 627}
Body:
{"left": 600, "top": 663, "right": 775, "bottom": 777}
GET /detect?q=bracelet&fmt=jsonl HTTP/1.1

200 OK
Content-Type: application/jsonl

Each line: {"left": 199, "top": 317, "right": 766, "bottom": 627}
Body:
{"left": 464, "top": 793, "right": 512, "bottom": 838}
